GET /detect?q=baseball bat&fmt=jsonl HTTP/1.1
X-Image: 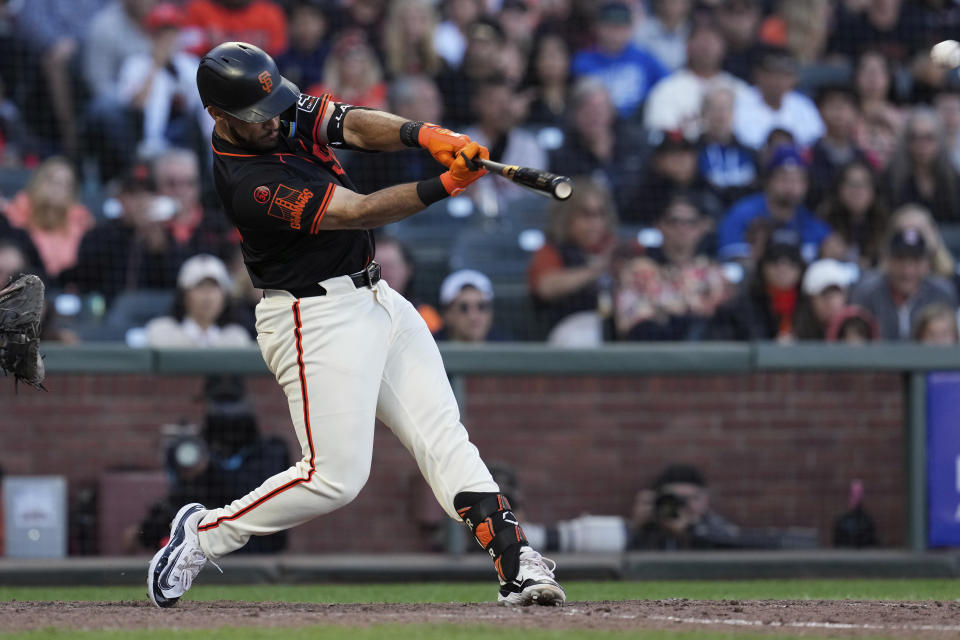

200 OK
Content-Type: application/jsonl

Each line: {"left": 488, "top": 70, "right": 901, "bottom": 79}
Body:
{"left": 463, "top": 155, "right": 573, "bottom": 201}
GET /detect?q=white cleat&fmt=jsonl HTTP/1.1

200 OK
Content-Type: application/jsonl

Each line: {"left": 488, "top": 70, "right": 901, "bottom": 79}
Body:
{"left": 497, "top": 546, "right": 566, "bottom": 606}
{"left": 147, "top": 503, "right": 212, "bottom": 608}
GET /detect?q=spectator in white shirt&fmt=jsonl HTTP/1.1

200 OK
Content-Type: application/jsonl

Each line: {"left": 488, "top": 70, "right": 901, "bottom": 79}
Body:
{"left": 83, "top": 0, "right": 154, "bottom": 101}
{"left": 116, "top": 3, "right": 208, "bottom": 159}
{"left": 433, "top": 0, "right": 482, "bottom": 69}
{"left": 633, "top": 0, "right": 692, "bottom": 71}
{"left": 643, "top": 18, "right": 746, "bottom": 140}
{"left": 732, "top": 46, "right": 824, "bottom": 150}
{"left": 145, "top": 253, "right": 253, "bottom": 348}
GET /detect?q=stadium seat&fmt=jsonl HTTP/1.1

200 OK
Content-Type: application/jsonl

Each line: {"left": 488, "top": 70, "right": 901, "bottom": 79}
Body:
{"left": 496, "top": 193, "right": 552, "bottom": 234}
{"left": 71, "top": 290, "right": 175, "bottom": 342}
{"left": 449, "top": 225, "right": 538, "bottom": 282}
{"left": 0, "top": 167, "right": 33, "bottom": 197}
{"left": 105, "top": 290, "right": 175, "bottom": 329}
{"left": 490, "top": 281, "right": 550, "bottom": 341}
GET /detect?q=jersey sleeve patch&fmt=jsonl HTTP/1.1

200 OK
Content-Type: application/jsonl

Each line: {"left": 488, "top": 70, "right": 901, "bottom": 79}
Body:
{"left": 294, "top": 92, "right": 333, "bottom": 146}
{"left": 267, "top": 184, "right": 316, "bottom": 230}
{"left": 297, "top": 94, "right": 319, "bottom": 113}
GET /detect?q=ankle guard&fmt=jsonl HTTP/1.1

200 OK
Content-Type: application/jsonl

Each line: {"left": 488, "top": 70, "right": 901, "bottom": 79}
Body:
{"left": 455, "top": 492, "right": 527, "bottom": 582}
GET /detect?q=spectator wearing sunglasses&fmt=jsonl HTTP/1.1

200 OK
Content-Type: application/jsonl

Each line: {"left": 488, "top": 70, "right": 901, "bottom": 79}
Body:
{"left": 433, "top": 269, "right": 508, "bottom": 342}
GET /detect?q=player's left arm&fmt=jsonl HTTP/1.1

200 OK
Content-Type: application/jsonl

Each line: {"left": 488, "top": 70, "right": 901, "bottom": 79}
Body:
{"left": 294, "top": 93, "right": 476, "bottom": 167}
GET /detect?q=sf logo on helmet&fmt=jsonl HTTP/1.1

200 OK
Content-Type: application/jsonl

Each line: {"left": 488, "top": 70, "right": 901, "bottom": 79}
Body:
{"left": 259, "top": 71, "right": 273, "bottom": 93}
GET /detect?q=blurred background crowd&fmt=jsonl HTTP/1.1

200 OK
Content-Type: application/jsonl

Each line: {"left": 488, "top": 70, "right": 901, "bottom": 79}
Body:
{"left": 2, "top": 0, "right": 960, "bottom": 347}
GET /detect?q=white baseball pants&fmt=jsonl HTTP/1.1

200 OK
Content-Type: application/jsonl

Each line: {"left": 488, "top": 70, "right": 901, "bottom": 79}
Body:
{"left": 195, "top": 275, "right": 497, "bottom": 558}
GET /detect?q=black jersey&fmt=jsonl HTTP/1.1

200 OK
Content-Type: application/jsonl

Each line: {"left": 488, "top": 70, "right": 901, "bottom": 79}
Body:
{"left": 210, "top": 93, "right": 374, "bottom": 291}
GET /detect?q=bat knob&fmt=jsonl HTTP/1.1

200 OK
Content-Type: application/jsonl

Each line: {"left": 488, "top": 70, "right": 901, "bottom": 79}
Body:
{"left": 459, "top": 151, "right": 480, "bottom": 171}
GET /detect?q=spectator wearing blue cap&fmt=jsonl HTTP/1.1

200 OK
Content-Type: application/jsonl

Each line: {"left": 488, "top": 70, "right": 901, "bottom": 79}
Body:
{"left": 571, "top": 1, "right": 669, "bottom": 119}
{"left": 717, "top": 145, "right": 831, "bottom": 264}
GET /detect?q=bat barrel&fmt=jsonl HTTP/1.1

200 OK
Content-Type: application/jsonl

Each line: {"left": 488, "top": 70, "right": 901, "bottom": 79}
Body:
{"left": 472, "top": 158, "right": 573, "bottom": 201}
{"left": 513, "top": 166, "right": 573, "bottom": 201}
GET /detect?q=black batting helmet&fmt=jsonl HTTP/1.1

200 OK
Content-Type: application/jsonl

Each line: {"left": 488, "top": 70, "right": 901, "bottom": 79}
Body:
{"left": 197, "top": 42, "right": 300, "bottom": 123}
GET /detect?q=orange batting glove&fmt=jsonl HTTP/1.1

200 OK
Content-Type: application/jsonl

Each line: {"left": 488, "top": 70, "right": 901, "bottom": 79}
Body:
{"left": 439, "top": 142, "right": 489, "bottom": 196}
{"left": 419, "top": 123, "right": 472, "bottom": 168}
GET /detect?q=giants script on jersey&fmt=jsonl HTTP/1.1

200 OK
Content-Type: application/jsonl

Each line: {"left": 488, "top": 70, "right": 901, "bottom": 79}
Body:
{"left": 267, "top": 184, "right": 314, "bottom": 230}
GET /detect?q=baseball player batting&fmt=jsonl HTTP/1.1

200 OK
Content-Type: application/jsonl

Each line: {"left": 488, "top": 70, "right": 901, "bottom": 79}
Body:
{"left": 147, "top": 42, "right": 565, "bottom": 608}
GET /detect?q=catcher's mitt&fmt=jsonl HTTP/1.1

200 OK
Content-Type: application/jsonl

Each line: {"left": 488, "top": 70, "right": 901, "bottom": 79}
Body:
{"left": 0, "top": 273, "right": 45, "bottom": 389}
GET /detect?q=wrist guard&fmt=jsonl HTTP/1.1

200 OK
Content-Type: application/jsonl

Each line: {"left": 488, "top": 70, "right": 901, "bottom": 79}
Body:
{"left": 416, "top": 176, "right": 449, "bottom": 205}
{"left": 400, "top": 121, "right": 424, "bottom": 148}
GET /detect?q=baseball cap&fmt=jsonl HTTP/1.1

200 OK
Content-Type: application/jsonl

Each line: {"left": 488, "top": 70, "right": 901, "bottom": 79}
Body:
{"left": 501, "top": 0, "right": 529, "bottom": 11}
{"left": 766, "top": 144, "right": 808, "bottom": 174}
{"left": 889, "top": 227, "right": 928, "bottom": 258}
{"left": 720, "top": 0, "right": 760, "bottom": 11}
{"left": 653, "top": 129, "right": 696, "bottom": 153}
{"left": 802, "top": 259, "right": 857, "bottom": 296}
{"left": 144, "top": 3, "right": 184, "bottom": 32}
{"left": 177, "top": 254, "right": 232, "bottom": 290}
{"left": 653, "top": 464, "right": 706, "bottom": 490}
{"left": 761, "top": 228, "right": 803, "bottom": 265}
{"left": 755, "top": 46, "right": 798, "bottom": 74}
{"left": 467, "top": 18, "right": 505, "bottom": 43}
{"left": 597, "top": 1, "right": 632, "bottom": 24}
{"left": 439, "top": 269, "right": 494, "bottom": 306}
{"left": 825, "top": 304, "right": 879, "bottom": 342}
{"left": 118, "top": 162, "right": 155, "bottom": 193}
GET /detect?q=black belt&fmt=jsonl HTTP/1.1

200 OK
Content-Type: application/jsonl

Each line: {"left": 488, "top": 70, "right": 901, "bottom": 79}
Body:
{"left": 285, "top": 262, "right": 381, "bottom": 298}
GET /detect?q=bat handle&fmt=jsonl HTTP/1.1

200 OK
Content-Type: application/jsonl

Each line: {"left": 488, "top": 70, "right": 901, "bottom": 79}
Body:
{"left": 460, "top": 151, "right": 482, "bottom": 172}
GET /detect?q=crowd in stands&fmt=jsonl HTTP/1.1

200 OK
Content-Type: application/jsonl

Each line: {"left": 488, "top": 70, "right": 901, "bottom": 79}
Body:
{"left": 2, "top": 0, "right": 960, "bottom": 347}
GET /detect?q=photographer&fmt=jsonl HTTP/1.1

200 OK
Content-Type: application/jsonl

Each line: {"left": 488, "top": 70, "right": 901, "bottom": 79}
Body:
{"left": 139, "top": 376, "right": 290, "bottom": 554}
{"left": 631, "top": 464, "right": 743, "bottom": 550}
{"left": 631, "top": 464, "right": 817, "bottom": 550}
{"left": 523, "top": 463, "right": 817, "bottom": 553}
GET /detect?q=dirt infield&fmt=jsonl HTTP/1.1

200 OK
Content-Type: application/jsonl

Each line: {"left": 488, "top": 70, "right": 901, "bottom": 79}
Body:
{"left": 3, "top": 600, "right": 960, "bottom": 637}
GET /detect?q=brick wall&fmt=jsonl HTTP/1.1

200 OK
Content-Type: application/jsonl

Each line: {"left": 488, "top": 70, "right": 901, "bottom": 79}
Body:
{"left": 0, "top": 371, "right": 905, "bottom": 554}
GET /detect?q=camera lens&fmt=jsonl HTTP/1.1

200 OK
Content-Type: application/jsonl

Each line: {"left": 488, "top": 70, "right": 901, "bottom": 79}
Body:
{"left": 174, "top": 439, "right": 204, "bottom": 467}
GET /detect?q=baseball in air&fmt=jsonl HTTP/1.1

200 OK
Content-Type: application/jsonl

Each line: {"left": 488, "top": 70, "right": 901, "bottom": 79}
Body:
{"left": 931, "top": 40, "right": 960, "bottom": 68}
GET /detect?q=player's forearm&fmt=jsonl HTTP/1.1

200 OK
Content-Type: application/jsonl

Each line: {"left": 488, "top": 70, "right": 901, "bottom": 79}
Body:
{"left": 319, "top": 182, "right": 431, "bottom": 230}
{"left": 342, "top": 108, "right": 409, "bottom": 152}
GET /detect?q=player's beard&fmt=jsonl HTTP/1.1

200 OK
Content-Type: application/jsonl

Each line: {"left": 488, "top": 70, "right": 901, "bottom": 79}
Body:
{"left": 228, "top": 121, "right": 281, "bottom": 153}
